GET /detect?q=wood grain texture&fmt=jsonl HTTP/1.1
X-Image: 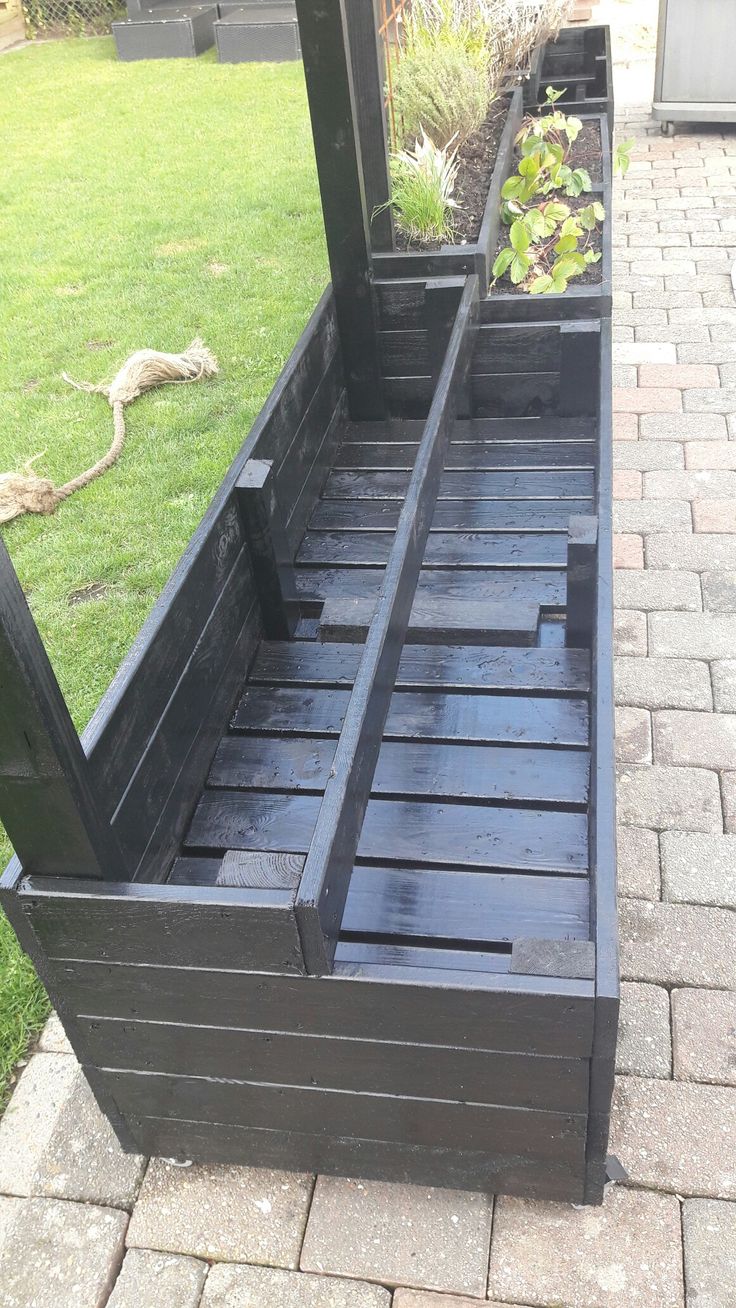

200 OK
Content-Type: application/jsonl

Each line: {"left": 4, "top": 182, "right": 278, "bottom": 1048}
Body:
{"left": 334, "top": 442, "right": 595, "bottom": 470}
{"left": 322, "top": 469, "right": 594, "bottom": 500}
{"left": 310, "top": 498, "right": 594, "bottom": 532}
{"left": 299, "top": 530, "right": 568, "bottom": 568}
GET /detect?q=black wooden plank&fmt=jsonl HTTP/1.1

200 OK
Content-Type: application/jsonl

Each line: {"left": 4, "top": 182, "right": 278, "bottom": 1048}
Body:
{"left": 92, "top": 1066, "right": 587, "bottom": 1158}
{"left": 209, "top": 736, "right": 590, "bottom": 806}
{"left": 19, "top": 877, "right": 304, "bottom": 973}
{"left": 378, "top": 329, "right": 431, "bottom": 376}
{"left": 334, "top": 442, "right": 595, "bottom": 470}
{"left": 55, "top": 957, "right": 596, "bottom": 1055}
{"left": 322, "top": 469, "right": 593, "bottom": 500}
{"left": 186, "top": 791, "right": 589, "bottom": 875}
{"left": 452, "top": 417, "right": 593, "bottom": 439}
{"left": 319, "top": 596, "right": 540, "bottom": 645}
{"left": 294, "top": 277, "right": 480, "bottom": 974}
{"left": 310, "top": 498, "right": 593, "bottom": 532}
{"left": 473, "top": 324, "right": 562, "bottom": 373}
{"left": 122, "top": 1114, "right": 586, "bottom": 1200}
{"left": 299, "top": 531, "right": 568, "bottom": 569}
{"left": 79, "top": 1016, "right": 589, "bottom": 1111}
{"left": 295, "top": 567, "right": 566, "bottom": 607}
{"left": 345, "top": 0, "right": 392, "bottom": 250}
{"left": 232, "top": 686, "right": 589, "bottom": 747}
{"left": 335, "top": 939, "right": 511, "bottom": 973}
{"left": 251, "top": 641, "right": 591, "bottom": 694}
{"left": 375, "top": 278, "right": 427, "bottom": 330}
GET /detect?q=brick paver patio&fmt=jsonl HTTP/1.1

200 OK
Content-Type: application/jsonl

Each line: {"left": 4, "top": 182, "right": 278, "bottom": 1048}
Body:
{"left": 1, "top": 18, "right": 736, "bottom": 1308}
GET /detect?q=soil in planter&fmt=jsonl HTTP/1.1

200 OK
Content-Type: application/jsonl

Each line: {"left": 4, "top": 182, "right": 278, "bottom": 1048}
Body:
{"left": 490, "top": 117, "right": 604, "bottom": 295}
{"left": 393, "top": 93, "right": 512, "bottom": 253}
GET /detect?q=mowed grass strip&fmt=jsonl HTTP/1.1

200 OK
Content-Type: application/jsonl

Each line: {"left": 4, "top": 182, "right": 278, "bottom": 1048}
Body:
{"left": 0, "top": 37, "right": 325, "bottom": 1102}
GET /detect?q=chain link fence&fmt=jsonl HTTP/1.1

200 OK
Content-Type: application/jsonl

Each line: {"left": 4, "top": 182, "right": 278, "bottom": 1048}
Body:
{"left": 22, "top": 0, "right": 123, "bottom": 38}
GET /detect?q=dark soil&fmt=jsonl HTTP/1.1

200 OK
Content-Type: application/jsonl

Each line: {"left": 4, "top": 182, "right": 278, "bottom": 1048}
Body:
{"left": 394, "top": 94, "right": 512, "bottom": 252}
{"left": 491, "top": 116, "right": 604, "bottom": 295}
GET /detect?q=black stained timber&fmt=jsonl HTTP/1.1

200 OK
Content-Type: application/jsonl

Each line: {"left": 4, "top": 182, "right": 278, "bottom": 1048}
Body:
{"left": 185, "top": 790, "right": 589, "bottom": 876}
{"left": 78, "top": 1015, "right": 588, "bottom": 1111}
{"left": 309, "top": 499, "right": 594, "bottom": 533}
{"left": 319, "top": 596, "right": 540, "bottom": 646}
{"left": 232, "top": 685, "right": 589, "bottom": 747}
{"left": 53, "top": 957, "right": 595, "bottom": 1055}
{"left": 333, "top": 442, "right": 595, "bottom": 470}
{"left": 123, "top": 1115, "right": 586, "bottom": 1201}
{"left": 295, "top": 568, "right": 566, "bottom": 607}
{"left": 90, "top": 1065, "right": 587, "bottom": 1158}
{"left": 208, "top": 736, "right": 590, "bottom": 806}
{"left": 299, "top": 531, "right": 568, "bottom": 569}
{"left": 322, "top": 470, "right": 594, "bottom": 500}
{"left": 250, "top": 641, "right": 591, "bottom": 694}
{"left": 294, "top": 277, "right": 480, "bottom": 974}
{"left": 236, "top": 460, "right": 301, "bottom": 639}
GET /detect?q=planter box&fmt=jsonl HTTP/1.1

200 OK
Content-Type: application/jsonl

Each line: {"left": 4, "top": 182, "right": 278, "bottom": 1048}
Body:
{"left": 113, "top": 5, "right": 217, "bottom": 58}
{"left": 537, "top": 24, "right": 613, "bottom": 141}
{"left": 0, "top": 277, "right": 617, "bottom": 1203}
{"left": 215, "top": 3, "right": 300, "bottom": 62}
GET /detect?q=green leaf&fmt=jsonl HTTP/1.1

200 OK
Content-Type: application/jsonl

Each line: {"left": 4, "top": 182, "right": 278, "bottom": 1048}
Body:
{"left": 510, "top": 252, "right": 531, "bottom": 285}
{"left": 593, "top": 201, "right": 606, "bottom": 221}
{"left": 509, "top": 219, "right": 530, "bottom": 252}
{"left": 553, "top": 254, "right": 585, "bottom": 281}
{"left": 560, "top": 215, "right": 583, "bottom": 237}
{"left": 519, "top": 154, "right": 541, "bottom": 179}
{"left": 584, "top": 249, "right": 602, "bottom": 264}
{"left": 492, "top": 247, "right": 515, "bottom": 278}
{"left": 501, "top": 175, "right": 523, "bottom": 200}
{"left": 544, "top": 85, "right": 565, "bottom": 104}
{"left": 551, "top": 273, "right": 569, "bottom": 293}
{"left": 565, "top": 116, "right": 583, "bottom": 144}
{"left": 521, "top": 135, "right": 543, "bottom": 156}
{"left": 543, "top": 200, "right": 570, "bottom": 224}
{"left": 574, "top": 167, "right": 592, "bottom": 192}
{"left": 554, "top": 233, "right": 578, "bottom": 255}
{"left": 529, "top": 273, "right": 555, "bottom": 294}
{"left": 524, "top": 208, "right": 546, "bottom": 240}
{"left": 578, "top": 204, "right": 597, "bottom": 231}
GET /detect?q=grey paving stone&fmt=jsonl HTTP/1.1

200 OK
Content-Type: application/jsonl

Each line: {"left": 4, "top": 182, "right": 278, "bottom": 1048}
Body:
{"left": 684, "top": 387, "right": 736, "bottom": 413}
{"left": 0, "top": 1196, "right": 127, "bottom": 1308}
{"left": 614, "top": 570, "right": 702, "bottom": 612}
{"left": 616, "top": 707, "right": 652, "bottom": 764}
{"left": 647, "top": 535, "right": 736, "bottom": 571}
{"left": 724, "top": 771, "right": 736, "bottom": 833}
{"left": 616, "top": 764, "right": 722, "bottom": 832}
{"left": 672, "top": 989, "right": 736, "bottom": 1086}
{"left": 615, "top": 657, "right": 712, "bottom": 709}
{"left": 0, "top": 1053, "right": 76, "bottom": 1197}
{"left": 616, "top": 826, "right": 661, "bottom": 900}
{"left": 33, "top": 1067, "right": 145, "bottom": 1209}
{"left": 202, "top": 1264, "right": 391, "bottom": 1308}
{"left": 613, "top": 501, "right": 692, "bottom": 532}
{"left": 616, "top": 982, "right": 672, "bottom": 1078}
{"left": 488, "top": 1187, "right": 684, "bottom": 1308}
{"left": 619, "top": 899, "right": 736, "bottom": 987}
{"left": 702, "top": 572, "right": 736, "bottom": 610}
{"left": 106, "top": 1249, "right": 208, "bottom": 1308}
{"left": 610, "top": 1076, "right": 736, "bottom": 1197}
{"left": 661, "top": 832, "right": 736, "bottom": 908}
{"left": 614, "top": 610, "right": 648, "bottom": 655}
{"left": 654, "top": 709, "right": 736, "bottom": 769}
{"left": 614, "top": 441, "right": 684, "bottom": 471}
{"left": 300, "top": 1177, "right": 493, "bottom": 1296}
{"left": 394, "top": 1296, "right": 523, "bottom": 1308}
{"left": 682, "top": 1199, "right": 736, "bottom": 1308}
{"left": 0, "top": 1197, "right": 22, "bottom": 1259}
{"left": 644, "top": 470, "right": 736, "bottom": 500}
{"left": 712, "top": 660, "right": 736, "bottom": 710}
{"left": 127, "top": 1161, "right": 314, "bottom": 1268}
{"left": 650, "top": 611, "right": 736, "bottom": 657}
{"left": 37, "top": 1012, "right": 73, "bottom": 1056}
{"left": 639, "top": 412, "right": 727, "bottom": 439}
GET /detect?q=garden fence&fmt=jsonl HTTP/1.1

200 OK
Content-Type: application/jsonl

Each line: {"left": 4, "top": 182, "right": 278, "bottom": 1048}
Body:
{"left": 22, "top": 0, "right": 123, "bottom": 38}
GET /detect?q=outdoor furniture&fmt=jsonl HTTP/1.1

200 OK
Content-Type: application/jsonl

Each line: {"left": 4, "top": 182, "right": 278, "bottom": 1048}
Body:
{"left": 112, "top": 5, "right": 217, "bottom": 59}
{"left": 0, "top": 2, "right": 618, "bottom": 1204}
{"left": 653, "top": 0, "right": 736, "bottom": 133}
{"left": 215, "top": 4, "right": 300, "bottom": 62}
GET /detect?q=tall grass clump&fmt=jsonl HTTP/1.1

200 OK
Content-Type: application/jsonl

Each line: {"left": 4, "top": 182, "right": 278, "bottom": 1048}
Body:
{"left": 382, "top": 130, "right": 460, "bottom": 244}
{"left": 392, "top": 2, "right": 496, "bottom": 149}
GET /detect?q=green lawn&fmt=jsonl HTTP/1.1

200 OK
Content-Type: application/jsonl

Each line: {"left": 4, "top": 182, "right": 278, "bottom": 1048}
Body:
{"left": 0, "top": 36, "right": 325, "bottom": 1103}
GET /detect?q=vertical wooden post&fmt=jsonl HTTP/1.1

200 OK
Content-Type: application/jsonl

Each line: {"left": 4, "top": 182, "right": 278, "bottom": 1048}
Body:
{"left": 566, "top": 514, "right": 598, "bottom": 648}
{"left": 0, "top": 540, "right": 127, "bottom": 880}
{"left": 344, "top": 0, "right": 394, "bottom": 252}
{"left": 425, "top": 277, "right": 471, "bottom": 413}
{"left": 559, "top": 320, "right": 600, "bottom": 417}
{"left": 236, "top": 459, "right": 301, "bottom": 640}
{"left": 293, "top": 0, "right": 385, "bottom": 421}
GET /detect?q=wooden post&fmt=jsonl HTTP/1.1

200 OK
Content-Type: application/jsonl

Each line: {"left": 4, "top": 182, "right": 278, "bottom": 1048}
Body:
{"left": 425, "top": 277, "right": 467, "bottom": 399}
{"left": 566, "top": 514, "right": 598, "bottom": 648}
{"left": 559, "top": 320, "right": 600, "bottom": 417}
{"left": 293, "top": 0, "right": 385, "bottom": 421}
{"left": 236, "top": 459, "right": 301, "bottom": 640}
{"left": 344, "top": 0, "right": 394, "bottom": 252}
{"left": 0, "top": 540, "right": 127, "bottom": 880}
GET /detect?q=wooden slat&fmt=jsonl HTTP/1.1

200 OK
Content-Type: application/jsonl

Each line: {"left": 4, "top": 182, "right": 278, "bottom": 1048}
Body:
{"left": 334, "top": 442, "right": 595, "bottom": 470}
{"left": 298, "top": 531, "right": 568, "bottom": 568}
{"left": 79, "top": 1015, "right": 588, "bottom": 1111}
{"left": 250, "top": 641, "right": 591, "bottom": 694}
{"left": 293, "top": 277, "right": 480, "bottom": 974}
{"left": 232, "top": 685, "right": 589, "bottom": 747}
{"left": 319, "top": 596, "right": 540, "bottom": 645}
{"left": 309, "top": 498, "right": 593, "bottom": 532}
{"left": 322, "top": 469, "right": 594, "bottom": 500}
{"left": 209, "top": 736, "right": 590, "bottom": 806}
{"left": 472, "top": 323, "right": 562, "bottom": 373}
{"left": 295, "top": 567, "right": 566, "bottom": 606}
{"left": 186, "top": 790, "right": 589, "bottom": 875}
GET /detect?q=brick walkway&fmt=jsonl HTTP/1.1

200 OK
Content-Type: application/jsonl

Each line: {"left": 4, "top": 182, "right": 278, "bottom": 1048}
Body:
{"left": 2, "top": 71, "right": 736, "bottom": 1308}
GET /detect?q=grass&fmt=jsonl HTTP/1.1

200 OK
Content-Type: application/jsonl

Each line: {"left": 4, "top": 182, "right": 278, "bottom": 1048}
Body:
{"left": 0, "top": 36, "right": 325, "bottom": 1104}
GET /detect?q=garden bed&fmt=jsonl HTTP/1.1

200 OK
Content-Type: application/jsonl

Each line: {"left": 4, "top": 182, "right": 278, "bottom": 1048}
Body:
{"left": 530, "top": 24, "right": 613, "bottom": 141}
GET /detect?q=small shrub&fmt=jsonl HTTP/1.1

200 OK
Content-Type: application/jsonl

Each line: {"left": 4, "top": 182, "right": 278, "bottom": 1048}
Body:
{"left": 380, "top": 130, "right": 460, "bottom": 244}
{"left": 392, "top": 7, "right": 495, "bottom": 149}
